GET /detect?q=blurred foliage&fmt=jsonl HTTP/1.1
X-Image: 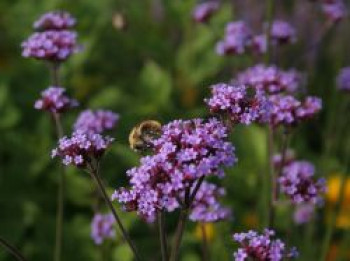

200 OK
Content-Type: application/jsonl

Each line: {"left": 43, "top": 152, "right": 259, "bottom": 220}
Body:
{"left": 1, "top": 0, "right": 350, "bottom": 260}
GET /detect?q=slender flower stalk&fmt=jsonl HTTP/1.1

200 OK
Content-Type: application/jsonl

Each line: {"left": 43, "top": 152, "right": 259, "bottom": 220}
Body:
{"left": 267, "top": 124, "right": 275, "bottom": 228}
{"left": 50, "top": 64, "right": 65, "bottom": 261}
{"left": 0, "top": 237, "right": 28, "bottom": 261}
{"left": 87, "top": 162, "right": 141, "bottom": 261}
{"left": 157, "top": 211, "right": 168, "bottom": 261}
{"left": 200, "top": 223, "right": 209, "bottom": 261}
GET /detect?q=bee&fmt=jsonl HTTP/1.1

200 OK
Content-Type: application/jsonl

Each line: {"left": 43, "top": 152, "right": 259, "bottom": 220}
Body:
{"left": 128, "top": 120, "right": 162, "bottom": 152}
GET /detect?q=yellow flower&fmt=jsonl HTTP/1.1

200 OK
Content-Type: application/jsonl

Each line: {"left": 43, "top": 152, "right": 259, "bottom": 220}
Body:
{"left": 326, "top": 175, "right": 350, "bottom": 205}
{"left": 194, "top": 223, "right": 215, "bottom": 241}
{"left": 326, "top": 175, "right": 350, "bottom": 228}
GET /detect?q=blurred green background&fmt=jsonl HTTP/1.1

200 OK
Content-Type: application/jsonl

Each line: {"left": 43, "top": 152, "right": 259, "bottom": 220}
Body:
{"left": 1, "top": 0, "right": 350, "bottom": 260}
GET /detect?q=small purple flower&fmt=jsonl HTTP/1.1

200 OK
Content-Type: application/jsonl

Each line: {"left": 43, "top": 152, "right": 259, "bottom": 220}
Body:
{"left": 236, "top": 64, "right": 302, "bottom": 94}
{"left": 21, "top": 30, "right": 79, "bottom": 61}
{"left": 269, "top": 20, "right": 297, "bottom": 45}
{"left": 336, "top": 67, "right": 350, "bottom": 91}
{"left": 269, "top": 94, "right": 322, "bottom": 127}
{"left": 33, "top": 11, "right": 76, "bottom": 31}
{"left": 34, "top": 86, "right": 78, "bottom": 113}
{"left": 322, "top": 0, "right": 346, "bottom": 23}
{"left": 192, "top": 1, "right": 220, "bottom": 23}
{"left": 216, "top": 21, "right": 252, "bottom": 56}
{"left": 293, "top": 204, "right": 315, "bottom": 224}
{"left": 74, "top": 110, "right": 119, "bottom": 134}
{"left": 52, "top": 130, "right": 114, "bottom": 167}
{"left": 232, "top": 229, "right": 298, "bottom": 261}
{"left": 91, "top": 213, "right": 115, "bottom": 245}
{"left": 279, "top": 161, "right": 326, "bottom": 205}
{"left": 252, "top": 34, "right": 267, "bottom": 54}
{"left": 112, "top": 118, "right": 236, "bottom": 221}
{"left": 189, "top": 181, "right": 231, "bottom": 222}
{"left": 205, "top": 83, "right": 270, "bottom": 125}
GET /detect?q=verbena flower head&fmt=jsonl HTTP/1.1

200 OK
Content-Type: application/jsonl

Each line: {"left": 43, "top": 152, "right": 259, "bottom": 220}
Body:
{"left": 236, "top": 64, "right": 302, "bottom": 94}
{"left": 232, "top": 229, "right": 298, "bottom": 261}
{"left": 52, "top": 130, "right": 114, "bottom": 167}
{"left": 192, "top": 1, "right": 219, "bottom": 23}
{"left": 269, "top": 20, "right": 297, "bottom": 44}
{"left": 112, "top": 118, "right": 236, "bottom": 222}
{"left": 216, "top": 21, "right": 252, "bottom": 56}
{"left": 34, "top": 86, "right": 78, "bottom": 113}
{"left": 322, "top": 0, "right": 346, "bottom": 23}
{"left": 33, "top": 11, "right": 76, "bottom": 31}
{"left": 293, "top": 204, "right": 315, "bottom": 224}
{"left": 21, "top": 30, "right": 79, "bottom": 61}
{"left": 189, "top": 181, "right": 231, "bottom": 222}
{"left": 279, "top": 161, "right": 326, "bottom": 204}
{"left": 205, "top": 83, "right": 270, "bottom": 125}
{"left": 336, "top": 67, "right": 350, "bottom": 91}
{"left": 91, "top": 213, "right": 115, "bottom": 245}
{"left": 74, "top": 110, "right": 119, "bottom": 134}
{"left": 269, "top": 94, "right": 322, "bottom": 127}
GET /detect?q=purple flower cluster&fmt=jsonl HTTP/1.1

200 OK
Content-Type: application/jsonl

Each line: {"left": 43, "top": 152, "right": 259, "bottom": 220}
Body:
{"left": 269, "top": 94, "right": 322, "bottom": 127}
{"left": 293, "top": 204, "right": 315, "bottom": 224}
{"left": 192, "top": 1, "right": 219, "bottom": 23}
{"left": 91, "top": 213, "right": 115, "bottom": 245}
{"left": 236, "top": 64, "right": 302, "bottom": 94}
{"left": 51, "top": 130, "right": 114, "bottom": 167}
{"left": 74, "top": 110, "right": 119, "bottom": 134}
{"left": 34, "top": 86, "right": 78, "bottom": 113}
{"left": 322, "top": 0, "right": 346, "bottom": 23}
{"left": 33, "top": 11, "right": 76, "bottom": 31}
{"left": 189, "top": 181, "right": 231, "bottom": 222}
{"left": 233, "top": 229, "right": 298, "bottom": 261}
{"left": 336, "top": 67, "right": 350, "bottom": 91}
{"left": 205, "top": 83, "right": 270, "bottom": 125}
{"left": 21, "top": 30, "right": 78, "bottom": 61}
{"left": 279, "top": 161, "right": 326, "bottom": 204}
{"left": 112, "top": 118, "right": 236, "bottom": 222}
{"left": 269, "top": 20, "right": 297, "bottom": 45}
{"left": 216, "top": 21, "right": 252, "bottom": 56}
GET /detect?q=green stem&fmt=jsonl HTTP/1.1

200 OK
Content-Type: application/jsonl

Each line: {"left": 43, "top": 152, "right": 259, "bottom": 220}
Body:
{"left": 157, "top": 210, "right": 168, "bottom": 261}
{"left": 0, "top": 237, "right": 28, "bottom": 261}
{"left": 267, "top": 124, "right": 275, "bottom": 228}
{"left": 88, "top": 164, "right": 142, "bottom": 261}
{"left": 50, "top": 63, "right": 65, "bottom": 261}
{"left": 169, "top": 209, "right": 189, "bottom": 261}
{"left": 200, "top": 223, "right": 209, "bottom": 261}
{"left": 169, "top": 177, "right": 205, "bottom": 261}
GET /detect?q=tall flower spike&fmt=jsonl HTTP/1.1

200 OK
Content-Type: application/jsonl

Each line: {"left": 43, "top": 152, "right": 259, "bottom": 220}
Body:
{"left": 91, "top": 213, "right": 116, "bottom": 245}
{"left": 34, "top": 11, "right": 76, "bottom": 31}
{"left": 112, "top": 118, "right": 236, "bottom": 222}
{"left": 279, "top": 161, "right": 326, "bottom": 205}
{"left": 52, "top": 130, "right": 114, "bottom": 167}
{"left": 189, "top": 181, "right": 231, "bottom": 222}
{"left": 74, "top": 110, "right": 119, "bottom": 134}
{"left": 21, "top": 30, "right": 79, "bottom": 61}
{"left": 269, "top": 94, "right": 322, "bottom": 127}
{"left": 232, "top": 229, "right": 298, "bottom": 261}
{"left": 34, "top": 86, "right": 78, "bottom": 113}
{"left": 205, "top": 83, "right": 270, "bottom": 125}
{"left": 236, "top": 64, "right": 302, "bottom": 94}
{"left": 336, "top": 67, "right": 350, "bottom": 91}
{"left": 192, "top": 1, "right": 220, "bottom": 23}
